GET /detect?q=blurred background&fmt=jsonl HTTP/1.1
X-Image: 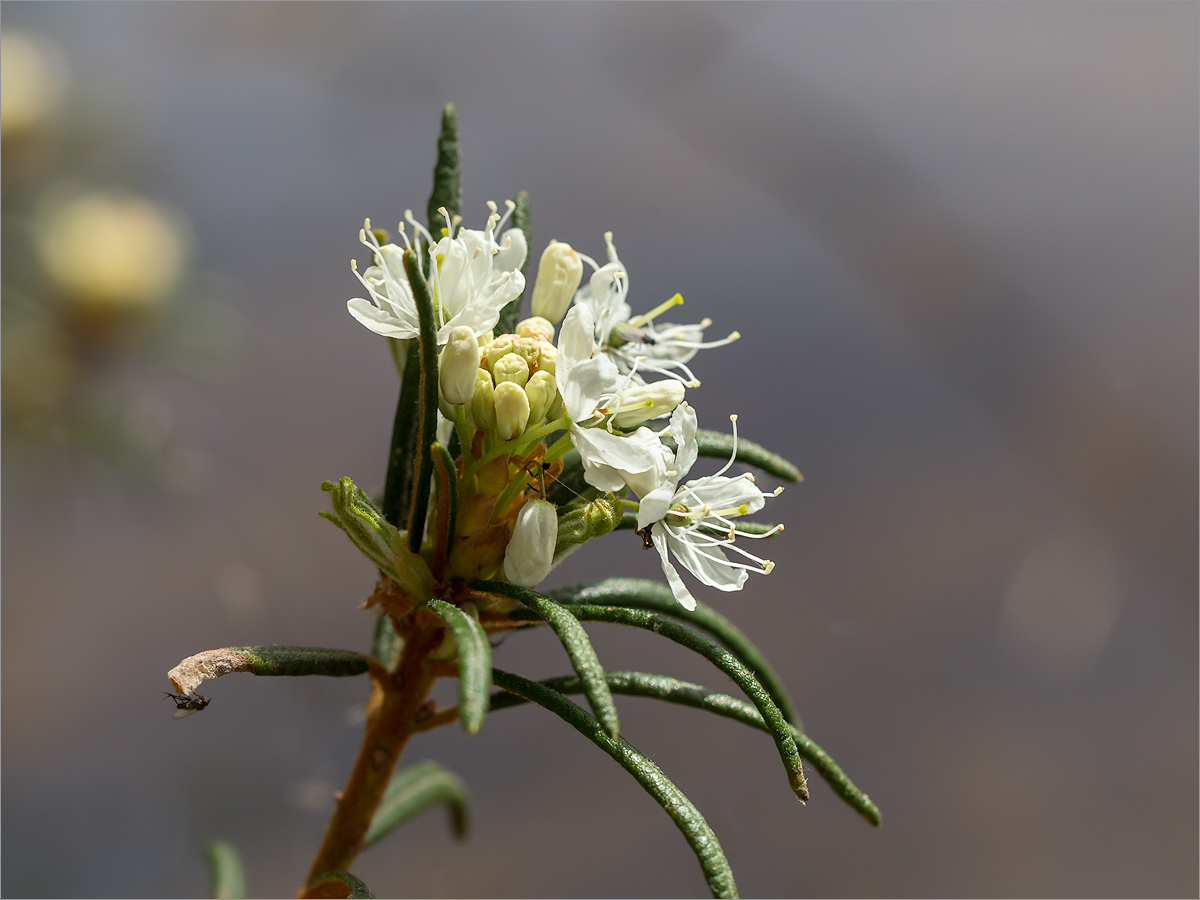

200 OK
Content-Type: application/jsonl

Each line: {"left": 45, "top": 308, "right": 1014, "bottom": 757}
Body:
{"left": 2, "top": 3, "right": 1195, "bottom": 897}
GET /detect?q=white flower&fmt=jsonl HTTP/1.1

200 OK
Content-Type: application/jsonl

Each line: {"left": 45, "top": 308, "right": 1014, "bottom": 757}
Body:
{"left": 504, "top": 498, "right": 558, "bottom": 587}
{"left": 348, "top": 201, "right": 526, "bottom": 345}
{"left": 636, "top": 404, "right": 781, "bottom": 610}
{"left": 556, "top": 304, "right": 678, "bottom": 497}
{"left": 573, "top": 232, "right": 739, "bottom": 387}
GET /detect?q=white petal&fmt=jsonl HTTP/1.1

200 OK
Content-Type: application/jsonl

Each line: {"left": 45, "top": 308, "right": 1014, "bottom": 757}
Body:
{"left": 557, "top": 305, "right": 597, "bottom": 383}
{"left": 561, "top": 356, "right": 620, "bottom": 423}
{"left": 637, "top": 482, "right": 675, "bottom": 529}
{"left": 667, "top": 403, "right": 699, "bottom": 477}
{"left": 670, "top": 532, "right": 748, "bottom": 592}
{"left": 347, "top": 298, "right": 418, "bottom": 339}
{"left": 494, "top": 228, "right": 528, "bottom": 273}
{"left": 653, "top": 530, "right": 697, "bottom": 610}
{"left": 685, "top": 475, "right": 766, "bottom": 515}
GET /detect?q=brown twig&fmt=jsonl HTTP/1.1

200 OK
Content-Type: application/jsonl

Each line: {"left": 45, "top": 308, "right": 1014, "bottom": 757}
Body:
{"left": 300, "top": 610, "right": 443, "bottom": 895}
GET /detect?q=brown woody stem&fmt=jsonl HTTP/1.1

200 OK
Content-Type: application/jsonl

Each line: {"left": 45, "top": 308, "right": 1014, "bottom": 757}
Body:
{"left": 300, "top": 612, "right": 443, "bottom": 894}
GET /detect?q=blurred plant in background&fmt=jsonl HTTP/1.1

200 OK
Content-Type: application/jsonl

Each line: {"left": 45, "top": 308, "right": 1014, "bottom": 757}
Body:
{"left": 166, "top": 106, "right": 879, "bottom": 900}
{"left": 2, "top": 29, "right": 238, "bottom": 489}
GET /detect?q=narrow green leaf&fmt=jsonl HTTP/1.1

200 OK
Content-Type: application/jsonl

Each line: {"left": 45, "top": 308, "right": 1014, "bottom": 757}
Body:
{"left": 491, "top": 671, "right": 881, "bottom": 826}
{"left": 380, "top": 340, "right": 422, "bottom": 528}
{"left": 306, "top": 870, "right": 376, "bottom": 899}
{"left": 550, "top": 578, "right": 801, "bottom": 728}
{"left": 468, "top": 581, "right": 620, "bottom": 739}
{"left": 402, "top": 249, "right": 440, "bottom": 553}
{"left": 662, "top": 429, "right": 802, "bottom": 482}
{"left": 205, "top": 840, "right": 245, "bottom": 900}
{"left": 522, "top": 603, "right": 808, "bottom": 802}
{"left": 426, "top": 103, "right": 461, "bottom": 237}
{"left": 226, "top": 646, "right": 372, "bottom": 679}
{"left": 492, "top": 668, "right": 738, "bottom": 899}
{"left": 364, "top": 760, "right": 471, "bottom": 848}
{"left": 430, "top": 443, "right": 459, "bottom": 579}
{"left": 494, "top": 189, "right": 531, "bottom": 336}
{"left": 426, "top": 599, "right": 491, "bottom": 734}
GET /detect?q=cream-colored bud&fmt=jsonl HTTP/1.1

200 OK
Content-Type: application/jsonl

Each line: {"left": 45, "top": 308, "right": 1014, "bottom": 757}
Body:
{"left": 493, "top": 381, "right": 530, "bottom": 440}
{"left": 536, "top": 343, "right": 557, "bottom": 376}
{"left": 524, "top": 370, "right": 558, "bottom": 424}
{"left": 484, "top": 335, "right": 514, "bottom": 372}
{"left": 492, "top": 352, "right": 530, "bottom": 388}
{"left": 503, "top": 498, "right": 558, "bottom": 588}
{"left": 508, "top": 336, "right": 540, "bottom": 370}
{"left": 439, "top": 325, "right": 481, "bottom": 405}
{"left": 516, "top": 316, "right": 555, "bottom": 343}
{"left": 530, "top": 240, "right": 583, "bottom": 324}
{"left": 471, "top": 368, "right": 496, "bottom": 430}
{"left": 611, "top": 381, "right": 687, "bottom": 429}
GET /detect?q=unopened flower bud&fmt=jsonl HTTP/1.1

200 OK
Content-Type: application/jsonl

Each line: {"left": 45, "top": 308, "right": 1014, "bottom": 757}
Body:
{"left": 494, "top": 381, "right": 530, "bottom": 440}
{"left": 471, "top": 368, "right": 496, "bottom": 430}
{"left": 524, "top": 370, "right": 558, "bottom": 424}
{"left": 531, "top": 240, "right": 583, "bottom": 324}
{"left": 484, "top": 335, "right": 514, "bottom": 371}
{"left": 536, "top": 343, "right": 557, "bottom": 376}
{"left": 610, "top": 381, "right": 686, "bottom": 429}
{"left": 492, "top": 352, "right": 530, "bottom": 388}
{"left": 503, "top": 498, "right": 558, "bottom": 588}
{"left": 439, "top": 325, "right": 481, "bottom": 405}
{"left": 516, "top": 316, "right": 555, "bottom": 342}
{"left": 554, "top": 492, "right": 623, "bottom": 554}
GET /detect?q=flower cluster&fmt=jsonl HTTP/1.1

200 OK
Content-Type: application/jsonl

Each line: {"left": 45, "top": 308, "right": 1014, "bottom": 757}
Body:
{"left": 348, "top": 204, "right": 778, "bottom": 610}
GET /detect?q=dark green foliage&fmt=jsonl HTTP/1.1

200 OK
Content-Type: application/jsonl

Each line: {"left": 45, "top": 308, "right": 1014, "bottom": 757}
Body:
{"left": 550, "top": 578, "right": 801, "bottom": 727}
{"left": 492, "top": 668, "right": 738, "bottom": 899}
{"left": 469, "top": 581, "right": 620, "bottom": 739}
{"left": 226, "top": 646, "right": 371, "bottom": 679}
{"left": 364, "top": 760, "right": 471, "bottom": 847}
{"left": 426, "top": 600, "right": 491, "bottom": 734}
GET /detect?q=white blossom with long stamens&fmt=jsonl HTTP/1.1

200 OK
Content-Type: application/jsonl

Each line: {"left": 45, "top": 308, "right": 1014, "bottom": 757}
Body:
{"left": 636, "top": 404, "right": 782, "bottom": 610}
{"left": 573, "top": 232, "right": 739, "bottom": 387}
{"left": 556, "top": 304, "right": 681, "bottom": 497}
{"left": 347, "top": 201, "right": 526, "bottom": 345}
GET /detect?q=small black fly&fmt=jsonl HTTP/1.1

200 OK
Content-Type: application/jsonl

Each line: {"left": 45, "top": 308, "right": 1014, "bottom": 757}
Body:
{"left": 163, "top": 691, "right": 210, "bottom": 719}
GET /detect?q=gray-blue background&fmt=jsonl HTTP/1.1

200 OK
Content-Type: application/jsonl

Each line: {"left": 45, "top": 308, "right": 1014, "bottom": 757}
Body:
{"left": 3, "top": 3, "right": 1196, "bottom": 897}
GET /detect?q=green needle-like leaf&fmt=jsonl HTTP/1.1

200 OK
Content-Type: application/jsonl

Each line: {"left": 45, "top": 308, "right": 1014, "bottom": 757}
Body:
{"left": 205, "top": 840, "right": 246, "bottom": 900}
{"left": 381, "top": 340, "right": 422, "bottom": 528}
{"left": 426, "top": 103, "right": 461, "bottom": 239}
{"left": 225, "top": 646, "right": 373, "bottom": 679}
{"left": 492, "top": 671, "right": 880, "bottom": 826}
{"left": 430, "top": 443, "right": 459, "bottom": 579}
{"left": 550, "top": 578, "right": 801, "bottom": 728}
{"left": 495, "top": 189, "right": 531, "bottom": 336}
{"left": 402, "top": 249, "right": 440, "bottom": 553}
{"left": 364, "top": 760, "right": 471, "bottom": 848}
{"left": 492, "top": 668, "right": 738, "bottom": 899}
{"left": 469, "top": 581, "right": 620, "bottom": 739}
{"left": 663, "top": 429, "right": 802, "bottom": 482}
{"left": 306, "top": 870, "right": 376, "bottom": 899}
{"left": 520, "top": 602, "right": 808, "bottom": 801}
{"left": 427, "top": 599, "right": 491, "bottom": 734}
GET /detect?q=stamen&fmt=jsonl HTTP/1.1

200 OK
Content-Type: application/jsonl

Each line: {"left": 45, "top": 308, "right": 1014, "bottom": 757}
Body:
{"left": 627, "top": 293, "right": 683, "bottom": 329}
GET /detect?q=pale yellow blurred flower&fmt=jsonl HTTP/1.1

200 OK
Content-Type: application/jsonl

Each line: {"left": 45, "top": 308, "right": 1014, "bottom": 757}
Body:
{"left": 34, "top": 187, "right": 189, "bottom": 314}
{"left": 0, "top": 31, "right": 68, "bottom": 140}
